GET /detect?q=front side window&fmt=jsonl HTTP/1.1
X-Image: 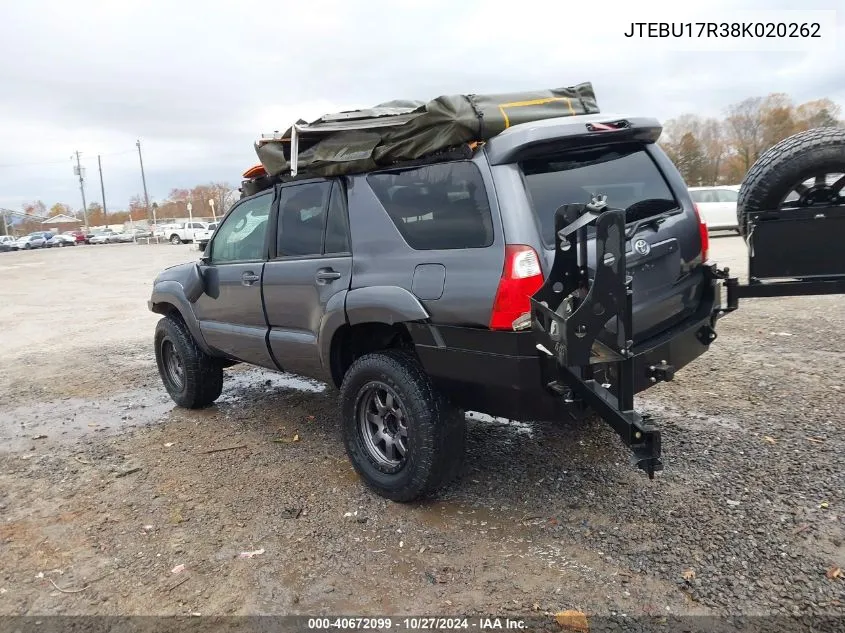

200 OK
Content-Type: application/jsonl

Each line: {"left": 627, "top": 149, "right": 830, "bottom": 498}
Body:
{"left": 367, "top": 162, "right": 494, "bottom": 250}
{"left": 209, "top": 192, "right": 272, "bottom": 264}
{"left": 520, "top": 144, "right": 679, "bottom": 246}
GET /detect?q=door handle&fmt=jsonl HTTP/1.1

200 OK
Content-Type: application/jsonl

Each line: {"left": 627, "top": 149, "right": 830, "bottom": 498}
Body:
{"left": 316, "top": 268, "right": 342, "bottom": 283}
{"left": 241, "top": 271, "right": 260, "bottom": 286}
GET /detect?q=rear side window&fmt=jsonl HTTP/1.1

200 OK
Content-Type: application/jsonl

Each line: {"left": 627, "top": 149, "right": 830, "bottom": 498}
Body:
{"left": 324, "top": 183, "right": 350, "bottom": 254}
{"left": 520, "top": 144, "right": 679, "bottom": 246}
{"left": 717, "top": 189, "right": 739, "bottom": 203}
{"left": 367, "top": 162, "right": 494, "bottom": 250}
{"left": 277, "top": 181, "right": 332, "bottom": 257}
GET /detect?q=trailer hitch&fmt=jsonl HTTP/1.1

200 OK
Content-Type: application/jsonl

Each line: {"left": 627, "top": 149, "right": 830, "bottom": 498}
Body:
{"left": 531, "top": 196, "right": 663, "bottom": 479}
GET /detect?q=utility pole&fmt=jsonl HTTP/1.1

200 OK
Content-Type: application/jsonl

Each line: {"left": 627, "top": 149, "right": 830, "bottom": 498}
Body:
{"left": 136, "top": 139, "right": 151, "bottom": 222}
{"left": 1, "top": 211, "right": 8, "bottom": 236}
{"left": 97, "top": 155, "right": 108, "bottom": 226}
{"left": 73, "top": 151, "right": 89, "bottom": 230}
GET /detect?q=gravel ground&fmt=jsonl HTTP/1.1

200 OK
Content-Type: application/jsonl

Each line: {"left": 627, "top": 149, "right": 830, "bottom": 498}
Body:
{"left": 0, "top": 237, "right": 842, "bottom": 628}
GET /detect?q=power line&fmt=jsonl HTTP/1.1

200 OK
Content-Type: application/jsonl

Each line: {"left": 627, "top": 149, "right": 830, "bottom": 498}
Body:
{"left": 0, "top": 148, "right": 138, "bottom": 169}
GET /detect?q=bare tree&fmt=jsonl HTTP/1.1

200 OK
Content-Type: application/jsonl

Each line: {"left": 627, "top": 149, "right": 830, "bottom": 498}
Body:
{"left": 661, "top": 115, "right": 725, "bottom": 185}
{"left": 795, "top": 98, "right": 842, "bottom": 129}
{"left": 699, "top": 118, "right": 726, "bottom": 185}
{"left": 724, "top": 97, "right": 765, "bottom": 174}
{"left": 759, "top": 93, "right": 797, "bottom": 150}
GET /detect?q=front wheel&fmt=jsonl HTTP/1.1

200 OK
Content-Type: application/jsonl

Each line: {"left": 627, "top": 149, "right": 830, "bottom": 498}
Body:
{"left": 339, "top": 349, "right": 465, "bottom": 502}
{"left": 170, "top": 234, "right": 182, "bottom": 245}
{"left": 154, "top": 316, "right": 223, "bottom": 408}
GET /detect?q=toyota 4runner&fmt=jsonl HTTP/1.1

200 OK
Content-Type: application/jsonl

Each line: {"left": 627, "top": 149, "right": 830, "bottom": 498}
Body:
{"left": 148, "top": 102, "right": 730, "bottom": 502}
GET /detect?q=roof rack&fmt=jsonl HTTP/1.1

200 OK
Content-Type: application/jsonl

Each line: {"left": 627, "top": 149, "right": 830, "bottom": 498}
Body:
{"left": 251, "top": 82, "right": 600, "bottom": 180}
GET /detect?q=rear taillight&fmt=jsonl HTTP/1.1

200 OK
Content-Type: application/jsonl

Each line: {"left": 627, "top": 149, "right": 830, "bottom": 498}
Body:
{"left": 489, "top": 244, "right": 544, "bottom": 330}
{"left": 693, "top": 203, "right": 709, "bottom": 262}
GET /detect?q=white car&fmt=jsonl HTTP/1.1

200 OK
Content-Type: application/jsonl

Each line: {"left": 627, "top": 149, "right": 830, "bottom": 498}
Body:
{"left": 688, "top": 186, "right": 741, "bottom": 232}
{"left": 14, "top": 234, "right": 47, "bottom": 250}
{"left": 88, "top": 230, "right": 114, "bottom": 244}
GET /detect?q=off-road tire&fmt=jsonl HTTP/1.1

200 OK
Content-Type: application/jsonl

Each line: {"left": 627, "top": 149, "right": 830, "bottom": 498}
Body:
{"left": 154, "top": 315, "right": 223, "bottom": 408}
{"left": 738, "top": 127, "right": 845, "bottom": 238}
{"left": 340, "top": 349, "right": 465, "bottom": 502}
{"left": 170, "top": 234, "right": 182, "bottom": 245}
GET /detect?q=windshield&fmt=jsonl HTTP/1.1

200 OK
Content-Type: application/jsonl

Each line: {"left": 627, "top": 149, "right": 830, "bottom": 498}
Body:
{"left": 520, "top": 143, "right": 679, "bottom": 246}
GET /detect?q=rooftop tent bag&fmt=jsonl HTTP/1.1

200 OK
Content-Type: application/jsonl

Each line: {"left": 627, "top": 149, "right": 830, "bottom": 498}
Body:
{"left": 254, "top": 82, "right": 600, "bottom": 178}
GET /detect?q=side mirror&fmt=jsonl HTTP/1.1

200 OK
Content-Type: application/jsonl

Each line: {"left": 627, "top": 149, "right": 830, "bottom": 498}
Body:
{"left": 184, "top": 261, "right": 207, "bottom": 303}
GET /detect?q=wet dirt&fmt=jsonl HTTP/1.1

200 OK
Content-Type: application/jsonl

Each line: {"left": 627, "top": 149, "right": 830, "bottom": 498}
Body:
{"left": 0, "top": 238, "right": 843, "bottom": 624}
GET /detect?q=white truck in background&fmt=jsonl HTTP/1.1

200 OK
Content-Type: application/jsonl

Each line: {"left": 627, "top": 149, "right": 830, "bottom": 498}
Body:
{"left": 159, "top": 221, "right": 210, "bottom": 245}
{"left": 193, "top": 222, "right": 218, "bottom": 251}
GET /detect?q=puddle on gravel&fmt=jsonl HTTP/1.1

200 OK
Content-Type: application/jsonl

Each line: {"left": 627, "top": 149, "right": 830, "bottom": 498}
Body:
{"left": 465, "top": 412, "right": 535, "bottom": 438}
{"left": 0, "top": 366, "right": 541, "bottom": 454}
{"left": 218, "top": 368, "right": 326, "bottom": 402}
{"left": 0, "top": 388, "right": 176, "bottom": 452}
{"left": 0, "top": 367, "right": 327, "bottom": 453}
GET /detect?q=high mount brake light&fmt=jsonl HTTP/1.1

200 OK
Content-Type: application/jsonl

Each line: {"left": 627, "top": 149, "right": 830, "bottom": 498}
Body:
{"left": 693, "top": 203, "right": 709, "bottom": 262}
{"left": 489, "top": 245, "right": 545, "bottom": 331}
{"left": 586, "top": 120, "right": 630, "bottom": 132}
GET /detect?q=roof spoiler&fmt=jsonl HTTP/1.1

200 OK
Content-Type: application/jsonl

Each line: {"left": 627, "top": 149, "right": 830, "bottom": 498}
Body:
{"left": 486, "top": 116, "right": 663, "bottom": 165}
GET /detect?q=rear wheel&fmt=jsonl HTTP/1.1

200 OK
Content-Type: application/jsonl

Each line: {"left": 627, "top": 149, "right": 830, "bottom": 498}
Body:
{"left": 154, "top": 316, "right": 223, "bottom": 408}
{"left": 738, "top": 127, "right": 845, "bottom": 238}
{"left": 340, "top": 349, "right": 465, "bottom": 502}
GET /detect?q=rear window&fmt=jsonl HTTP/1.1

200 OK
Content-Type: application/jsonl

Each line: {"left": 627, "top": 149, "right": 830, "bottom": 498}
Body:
{"left": 367, "top": 162, "right": 494, "bottom": 250}
{"left": 520, "top": 144, "right": 679, "bottom": 246}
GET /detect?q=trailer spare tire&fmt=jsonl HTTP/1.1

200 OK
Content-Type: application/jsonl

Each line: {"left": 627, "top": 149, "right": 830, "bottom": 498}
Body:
{"left": 737, "top": 127, "right": 845, "bottom": 238}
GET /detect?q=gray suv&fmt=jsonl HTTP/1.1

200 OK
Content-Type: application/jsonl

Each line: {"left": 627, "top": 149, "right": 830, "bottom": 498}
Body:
{"left": 149, "top": 113, "right": 714, "bottom": 501}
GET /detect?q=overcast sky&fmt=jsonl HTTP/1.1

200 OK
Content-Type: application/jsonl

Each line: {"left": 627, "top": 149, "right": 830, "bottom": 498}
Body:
{"left": 0, "top": 0, "right": 842, "bottom": 213}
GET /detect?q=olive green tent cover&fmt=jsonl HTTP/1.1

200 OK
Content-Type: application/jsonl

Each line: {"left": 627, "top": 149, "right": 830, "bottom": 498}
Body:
{"left": 254, "top": 82, "right": 600, "bottom": 177}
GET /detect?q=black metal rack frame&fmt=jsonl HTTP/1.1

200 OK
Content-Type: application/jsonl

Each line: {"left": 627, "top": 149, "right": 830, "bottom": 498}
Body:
{"left": 530, "top": 200, "right": 845, "bottom": 478}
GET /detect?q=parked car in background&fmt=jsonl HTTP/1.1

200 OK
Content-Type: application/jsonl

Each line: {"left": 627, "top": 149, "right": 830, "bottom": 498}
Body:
{"left": 688, "top": 186, "right": 740, "bottom": 232}
{"left": 127, "top": 227, "right": 153, "bottom": 239}
{"left": 86, "top": 228, "right": 115, "bottom": 244}
{"left": 0, "top": 235, "right": 15, "bottom": 252}
{"left": 64, "top": 230, "right": 87, "bottom": 244}
{"left": 194, "top": 222, "right": 217, "bottom": 250}
{"left": 46, "top": 233, "right": 77, "bottom": 247}
{"left": 88, "top": 230, "right": 114, "bottom": 245}
{"left": 13, "top": 234, "right": 47, "bottom": 250}
{"left": 107, "top": 231, "right": 136, "bottom": 243}
{"left": 165, "top": 221, "right": 209, "bottom": 245}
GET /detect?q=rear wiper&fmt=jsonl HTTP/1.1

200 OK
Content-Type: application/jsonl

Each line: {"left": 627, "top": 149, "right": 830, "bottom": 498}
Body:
{"left": 624, "top": 208, "right": 680, "bottom": 240}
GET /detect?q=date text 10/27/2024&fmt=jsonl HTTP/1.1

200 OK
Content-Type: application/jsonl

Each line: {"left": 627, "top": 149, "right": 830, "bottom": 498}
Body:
{"left": 307, "top": 617, "right": 528, "bottom": 630}
{"left": 623, "top": 22, "right": 822, "bottom": 39}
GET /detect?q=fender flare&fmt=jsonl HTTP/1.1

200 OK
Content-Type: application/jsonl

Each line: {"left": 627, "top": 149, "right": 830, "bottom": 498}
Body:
{"left": 148, "top": 281, "right": 214, "bottom": 355}
{"left": 344, "top": 286, "right": 430, "bottom": 326}
{"left": 319, "top": 286, "right": 431, "bottom": 384}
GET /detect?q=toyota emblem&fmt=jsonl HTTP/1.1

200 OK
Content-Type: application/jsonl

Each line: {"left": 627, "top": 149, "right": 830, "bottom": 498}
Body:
{"left": 633, "top": 239, "right": 650, "bottom": 256}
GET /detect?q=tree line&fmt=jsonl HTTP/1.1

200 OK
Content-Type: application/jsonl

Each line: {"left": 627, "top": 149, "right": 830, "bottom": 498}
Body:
{"left": 659, "top": 94, "right": 842, "bottom": 186}
{"left": 10, "top": 182, "right": 237, "bottom": 234}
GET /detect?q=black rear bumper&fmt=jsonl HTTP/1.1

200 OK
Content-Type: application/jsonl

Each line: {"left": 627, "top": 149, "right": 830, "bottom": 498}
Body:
{"left": 407, "top": 274, "right": 719, "bottom": 421}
